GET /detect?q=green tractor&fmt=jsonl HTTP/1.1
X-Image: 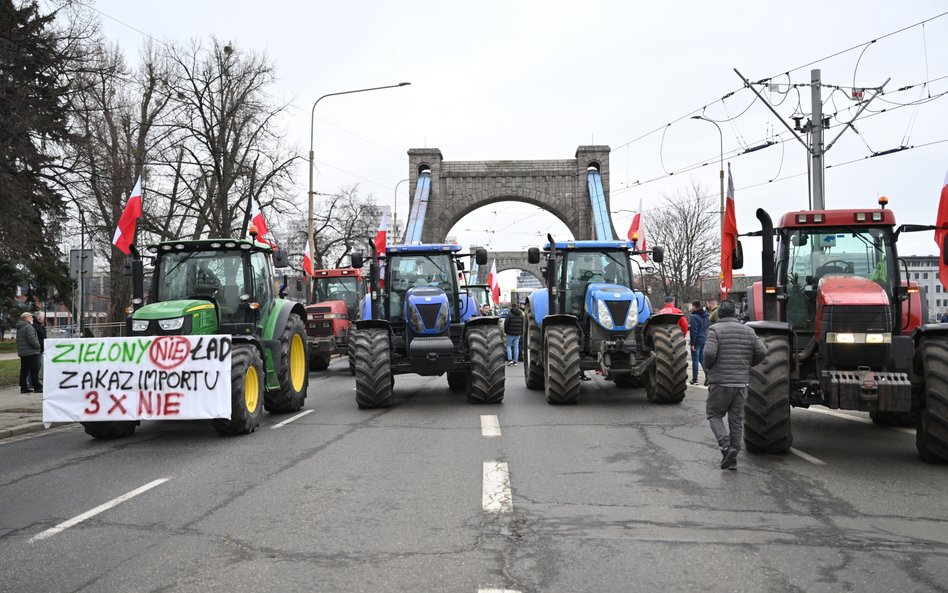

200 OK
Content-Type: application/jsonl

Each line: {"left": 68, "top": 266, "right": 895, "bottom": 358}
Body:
{"left": 81, "top": 237, "right": 309, "bottom": 439}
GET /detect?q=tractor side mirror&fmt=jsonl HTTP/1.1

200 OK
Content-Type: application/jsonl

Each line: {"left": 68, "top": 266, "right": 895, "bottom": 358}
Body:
{"left": 651, "top": 246, "right": 664, "bottom": 264}
{"left": 475, "top": 248, "right": 488, "bottom": 266}
{"left": 527, "top": 247, "right": 540, "bottom": 264}
{"left": 732, "top": 240, "right": 744, "bottom": 270}
{"left": 272, "top": 248, "right": 289, "bottom": 268}
{"left": 456, "top": 260, "right": 465, "bottom": 271}
{"left": 791, "top": 233, "right": 809, "bottom": 247}
{"left": 122, "top": 257, "right": 135, "bottom": 277}
{"left": 350, "top": 252, "right": 364, "bottom": 269}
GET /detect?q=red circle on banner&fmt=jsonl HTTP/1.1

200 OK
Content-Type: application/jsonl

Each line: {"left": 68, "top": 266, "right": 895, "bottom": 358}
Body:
{"left": 148, "top": 336, "right": 191, "bottom": 370}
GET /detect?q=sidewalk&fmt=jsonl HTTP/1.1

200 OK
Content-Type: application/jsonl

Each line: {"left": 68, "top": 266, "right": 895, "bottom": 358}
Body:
{"left": 0, "top": 385, "right": 48, "bottom": 439}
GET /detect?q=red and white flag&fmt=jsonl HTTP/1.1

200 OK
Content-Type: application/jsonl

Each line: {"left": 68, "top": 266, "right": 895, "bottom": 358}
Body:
{"left": 112, "top": 176, "right": 142, "bottom": 255}
{"left": 627, "top": 198, "right": 648, "bottom": 261}
{"left": 251, "top": 207, "right": 278, "bottom": 247}
{"left": 487, "top": 260, "right": 500, "bottom": 304}
{"left": 720, "top": 164, "right": 739, "bottom": 300}
{"left": 302, "top": 240, "right": 314, "bottom": 277}
{"left": 373, "top": 208, "right": 388, "bottom": 255}
{"left": 937, "top": 168, "right": 948, "bottom": 291}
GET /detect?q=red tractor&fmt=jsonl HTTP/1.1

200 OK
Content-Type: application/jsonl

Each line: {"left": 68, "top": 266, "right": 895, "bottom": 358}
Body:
{"left": 742, "top": 198, "right": 947, "bottom": 463}
{"left": 305, "top": 268, "right": 365, "bottom": 371}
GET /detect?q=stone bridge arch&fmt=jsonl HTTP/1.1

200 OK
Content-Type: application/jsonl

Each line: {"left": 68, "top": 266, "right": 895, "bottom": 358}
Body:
{"left": 407, "top": 146, "right": 616, "bottom": 244}
{"left": 474, "top": 251, "right": 543, "bottom": 285}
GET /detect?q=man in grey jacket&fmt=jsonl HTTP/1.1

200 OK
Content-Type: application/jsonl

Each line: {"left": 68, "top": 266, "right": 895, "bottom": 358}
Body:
{"left": 702, "top": 299, "right": 767, "bottom": 470}
{"left": 16, "top": 311, "right": 42, "bottom": 393}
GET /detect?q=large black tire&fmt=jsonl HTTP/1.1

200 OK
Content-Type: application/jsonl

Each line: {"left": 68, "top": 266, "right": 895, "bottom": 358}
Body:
{"left": 647, "top": 324, "right": 688, "bottom": 404}
{"left": 523, "top": 306, "right": 544, "bottom": 390}
{"left": 916, "top": 337, "right": 948, "bottom": 463}
{"left": 352, "top": 327, "right": 393, "bottom": 408}
{"left": 213, "top": 344, "right": 264, "bottom": 435}
{"left": 447, "top": 371, "right": 467, "bottom": 392}
{"left": 82, "top": 420, "right": 137, "bottom": 440}
{"left": 310, "top": 351, "right": 331, "bottom": 371}
{"left": 265, "top": 314, "right": 308, "bottom": 413}
{"left": 870, "top": 410, "right": 918, "bottom": 427}
{"left": 544, "top": 324, "right": 581, "bottom": 405}
{"left": 744, "top": 334, "right": 793, "bottom": 453}
{"left": 467, "top": 325, "right": 505, "bottom": 404}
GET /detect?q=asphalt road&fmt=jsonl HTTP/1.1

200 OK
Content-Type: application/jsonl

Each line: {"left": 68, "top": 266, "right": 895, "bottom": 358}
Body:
{"left": 1, "top": 359, "right": 946, "bottom": 593}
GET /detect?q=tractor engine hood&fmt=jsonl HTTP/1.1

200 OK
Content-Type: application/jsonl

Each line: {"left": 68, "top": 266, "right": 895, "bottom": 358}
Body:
{"left": 405, "top": 287, "right": 450, "bottom": 335}
{"left": 585, "top": 283, "right": 639, "bottom": 331}
{"left": 306, "top": 300, "right": 349, "bottom": 318}
{"left": 817, "top": 276, "right": 890, "bottom": 307}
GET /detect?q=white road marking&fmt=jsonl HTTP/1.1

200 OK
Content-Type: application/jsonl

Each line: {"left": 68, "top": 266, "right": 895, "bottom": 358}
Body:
{"left": 789, "top": 447, "right": 826, "bottom": 465}
{"left": 29, "top": 478, "right": 170, "bottom": 543}
{"left": 481, "top": 415, "right": 501, "bottom": 437}
{"left": 271, "top": 409, "right": 314, "bottom": 429}
{"left": 478, "top": 589, "right": 521, "bottom": 593}
{"left": 482, "top": 462, "right": 512, "bottom": 513}
{"left": 801, "top": 407, "right": 916, "bottom": 434}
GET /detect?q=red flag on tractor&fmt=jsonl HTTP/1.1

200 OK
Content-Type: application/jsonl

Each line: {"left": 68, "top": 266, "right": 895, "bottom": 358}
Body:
{"left": 374, "top": 208, "right": 388, "bottom": 255}
{"left": 627, "top": 198, "right": 648, "bottom": 261}
{"left": 720, "top": 164, "right": 738, "bottom": 300}
{"left": 112, "top": 176, "right": 142, "bottom": 255}
{"left": 487, "top": 260, "right": 500, "bottom": 304}
{"left": 937, "top": 168, "right": 948, "bottom": 291}
{"left": 302, "top": 240, "right": 314, "bottom": 277}
{"left": 250, "top": 207, "right": 278, "bottom": 247}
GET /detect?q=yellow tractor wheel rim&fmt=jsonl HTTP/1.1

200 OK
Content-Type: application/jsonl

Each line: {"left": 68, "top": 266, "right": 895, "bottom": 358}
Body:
{"left": 290, "top": 333, "right": 306, "bottom": 392}
{"left": 245, "top": 364, "right": 259, "bottom": 413}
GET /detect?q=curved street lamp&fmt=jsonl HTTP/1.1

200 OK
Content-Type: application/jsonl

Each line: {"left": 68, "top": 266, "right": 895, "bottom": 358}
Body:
{"left": 307, "top": 82, "right": 411, "bottom": 300}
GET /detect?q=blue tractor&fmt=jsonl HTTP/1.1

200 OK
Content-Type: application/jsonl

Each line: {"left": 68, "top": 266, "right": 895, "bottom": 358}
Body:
{"left": 523, "top": 235, "right": 689, "bottom": 404}
{"left": 348, "top": 244, "right": 505, "bottom": 408}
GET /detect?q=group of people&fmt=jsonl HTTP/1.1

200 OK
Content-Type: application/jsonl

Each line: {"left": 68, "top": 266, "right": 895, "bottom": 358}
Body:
{"left": 16, "top": 310, "right": 46, "bottom": 394}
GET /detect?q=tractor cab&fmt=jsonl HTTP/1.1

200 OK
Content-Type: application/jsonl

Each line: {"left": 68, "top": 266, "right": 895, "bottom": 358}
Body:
{"left": 383, "top": 244, "right": 464, "bottom": 330}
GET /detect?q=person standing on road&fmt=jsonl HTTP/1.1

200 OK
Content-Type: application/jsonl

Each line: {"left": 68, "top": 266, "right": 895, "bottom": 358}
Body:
{"left": 657, "top": 295, "right": 689, "bottom": 335}
{"left": 705, "top": 298, "right": 720, "bottom": 325}
{"left": 503, "top": 302, "right": 524, "bottom": 366}
{"left": 16, "top": 311, "right": 42, "bottom": 394}
{"left": 702, "top": 299, "right": 766, "bottom": 470}
{"left": 688, "top": 300, "right": 708, "bottom": 385}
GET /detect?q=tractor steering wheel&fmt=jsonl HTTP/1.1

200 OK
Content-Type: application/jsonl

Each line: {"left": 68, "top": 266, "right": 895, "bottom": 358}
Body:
{"left": 580, "top": 270, "right": 604, "bottom": 282}
{"left": 814, "top": 259, "right": 854, "bottom": 282}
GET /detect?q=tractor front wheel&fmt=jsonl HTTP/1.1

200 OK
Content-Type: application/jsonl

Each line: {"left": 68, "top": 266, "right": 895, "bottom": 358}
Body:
{"left": 467, "top": 325, "right": 505, "bottom": 404}
{"left": 265, "top": 314, "right": 308, "bottom": 413}
{"left": 82, "top": 421, "right": 137, "bottom": 440}
{"left": 544, "top": 325, "right": 581, "bottom": 405}
{"left": 744, "top": 334, "right": 793, "bottom": 453}
{"left": 916, "top": 336, "right": 948, "bottom": 463}
{"left": 647, "top": 325, "right": 688, "bottom": 404}
{"left": 352, "top": 328, "right": 393, "bottom": 408}
{"left": 310, "top": 351, "right": 331, "bottom": 371}
{"left": 213, "top": 344, "right": 264, "bottom": 435}
{"left": 447, "top": 371, "right": 467, "bottom": 392}
{"left": 523, "top": 306, "right": 544, "bottom": 390}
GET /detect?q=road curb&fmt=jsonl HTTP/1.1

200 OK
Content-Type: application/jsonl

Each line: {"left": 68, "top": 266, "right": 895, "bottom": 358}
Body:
{"left": 1, "top": 421, "right": 46, "bottom": 439}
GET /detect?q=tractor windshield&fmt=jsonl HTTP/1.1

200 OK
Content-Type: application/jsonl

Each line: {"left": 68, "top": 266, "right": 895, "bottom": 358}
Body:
{"left": 387, "top": 254, "right": 455, "bottom": 323}
{"left": 155, "top": 250, "right": 247, "bottom": 322}
{"left": 314, "top": 277, "right": 360, "bottom": 307}
{"left": 560, "top": 250, "right": 631, "bottom": 317}
{"left": 782, "top": 226, "right": 895, "bottom": 329}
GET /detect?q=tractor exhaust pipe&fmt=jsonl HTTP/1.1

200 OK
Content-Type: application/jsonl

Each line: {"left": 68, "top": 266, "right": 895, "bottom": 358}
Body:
{"left": 756, "top": 208, "right": 777, "bottom": 320}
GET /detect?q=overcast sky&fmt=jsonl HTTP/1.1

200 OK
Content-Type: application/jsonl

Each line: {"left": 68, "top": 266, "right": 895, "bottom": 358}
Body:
{"left": 92, "top": 0, "right": 948, "bottom": 286}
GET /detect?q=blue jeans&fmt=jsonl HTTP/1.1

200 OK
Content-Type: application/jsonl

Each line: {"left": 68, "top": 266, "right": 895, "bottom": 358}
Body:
{"left": 506, "top": 335, "right": 520, "bottom": 362}
{"left": 691, "top": 343, "right": 704, "bottom": 382}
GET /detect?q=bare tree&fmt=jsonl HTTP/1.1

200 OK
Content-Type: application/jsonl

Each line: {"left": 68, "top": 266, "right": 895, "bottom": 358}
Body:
{"left": 645, "top": 180, "right": 718, "bottom": 303}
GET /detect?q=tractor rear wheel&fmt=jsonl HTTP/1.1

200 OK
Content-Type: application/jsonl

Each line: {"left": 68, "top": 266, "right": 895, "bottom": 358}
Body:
{"left": 916, "top": 336, "right": 948, "bottom": 463}
{"left": 744, "top": 334, "right": 793, "bottom": 453}
{"left": 647, "top": 325, "right": 688, "bottom": 404}
{"left": 447, "top": 371, "right": 467, "bottom": 392}
{"left": 544, "top": 325, "right": 581, "bottom": 405}
{"left": 82, "top": 420, "right": 137, "bottom": 440}
{"left": 352, "top": 327, "right": 393, "bottom": 408}
{"left": 467, "top": 325, "right": 505, "bottom": 404}
{"left": 213, "top": 344, "right": 264, "bottom": 435}
{"left": 523, "top": 306, "right": 544, "bottom": 390}
{"left": 310, "top": 352, "right": 331, "bottom": 371}
{"left": 265, "top": 314, "right": 308, "bottom": 413}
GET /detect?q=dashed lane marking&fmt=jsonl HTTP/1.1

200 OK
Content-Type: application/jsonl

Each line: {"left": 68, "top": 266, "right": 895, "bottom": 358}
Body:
{"left": 481, "top": 415, "right": 501, "bottom": 437}
{"left": 29, "top": 478, "right": 170, "bottom": 543}
{"left": 271, "top": 409, "right": 314, "bottom": 429}
{"left": 789, "top": 447, "right": 826, "bottom": 465}
{"left": 478, "top": 589, "right": 521, "bottom": 593}
{"left": 482, "top": 462, "right": 512, "bottom": 513}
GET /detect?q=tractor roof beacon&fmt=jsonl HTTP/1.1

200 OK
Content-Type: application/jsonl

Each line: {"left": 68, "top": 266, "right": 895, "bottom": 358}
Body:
{"left": 523, "top": 234, "right": 689, "bottom": 405}
{"left": 348, "top": 242, "right": 506, "bottom": 408}
{"left": 82, "top": 235, "right": 309, "bottom": 439}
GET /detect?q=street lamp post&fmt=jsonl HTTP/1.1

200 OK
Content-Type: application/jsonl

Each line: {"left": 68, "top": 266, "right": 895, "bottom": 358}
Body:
{"left": 691, "top": 115, "right": 724, "bottom": 238}
{"left": 307, "top": 82, "right": 410, "bottom": 301}
{"left": 393, "top": 177, "right": 410, "bottom": 244}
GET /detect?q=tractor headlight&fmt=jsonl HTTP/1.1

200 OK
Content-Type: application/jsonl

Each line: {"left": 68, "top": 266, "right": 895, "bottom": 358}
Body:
{"left": 435, "top": 302, "right": 449, "bottom": 331}
{"left": 835, "top": 333, "right": 855, "bottom": 344}
{"left": 132, "top": 319, "right": 149, "bottom": 332}
{"left": 624, "top": 299, "right": 639, "bottom": 329}
{"left": 409, "top": 304, "right": 424, "bottom": 332}
{"left": 597, "top": 299, "right": 614, "bottom": 329}
{"left": 158, "top": 317, "right": 185, "bottom": 331}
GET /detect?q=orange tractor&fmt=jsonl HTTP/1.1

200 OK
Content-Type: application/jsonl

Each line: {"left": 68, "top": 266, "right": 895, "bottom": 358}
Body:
{"left": 305, "top": 268, "right": 365, "bottom": 371}
{"left": 741, "top": 198, "right": 947, "bottom": 462}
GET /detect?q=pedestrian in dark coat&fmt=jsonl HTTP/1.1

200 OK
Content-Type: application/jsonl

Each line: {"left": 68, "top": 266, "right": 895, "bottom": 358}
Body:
{"left": 32, "top": 311, "right": 47, "bottom": 352}
{"left": 688, "top": 301, "right": 708, "bottom": 385}
{"left": 503, "top": 303, "right": 524, "bottom": 365}
{"left": 702, "top": 299, "right": 766, "bottom": 470}
{"left": 16, "top": 312, "right": 42, "bottom": 393}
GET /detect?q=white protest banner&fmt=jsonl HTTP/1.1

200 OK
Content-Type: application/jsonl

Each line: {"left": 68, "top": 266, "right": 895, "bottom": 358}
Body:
{"left": 43, "top": 335, "right": 233, "bottom": 423}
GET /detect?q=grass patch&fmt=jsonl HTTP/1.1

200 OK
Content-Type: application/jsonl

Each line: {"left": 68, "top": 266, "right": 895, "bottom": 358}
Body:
{"left": 0, "top": 359, "right": 21, "bottom": 387}
{"left": 0, "top": 341, "right": 17, "bottom": 353}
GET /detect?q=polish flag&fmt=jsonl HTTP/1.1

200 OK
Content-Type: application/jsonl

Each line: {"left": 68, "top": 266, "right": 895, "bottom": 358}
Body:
{"left": 627, "top": 198, "right": 648, "bottom": 261}
{"left": 302, "top": 240, "right": 314, "bottom": 277}
{"left": 487, "top": 260, "right": 500, "bottom": 304}
{"left": 112, "top": 176, "right": 142, "bottom": 255}
{"left": 373, "top": 208, "right": 387, "bottom": 255}
{"left": 937, "top": 168, "right": 948, "bottom": 290}
{"left": 720, "top": 163, "right": 739, "bottom": 300}
{"left": 250, "top": 207, "right": 278, "bottom": 247}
